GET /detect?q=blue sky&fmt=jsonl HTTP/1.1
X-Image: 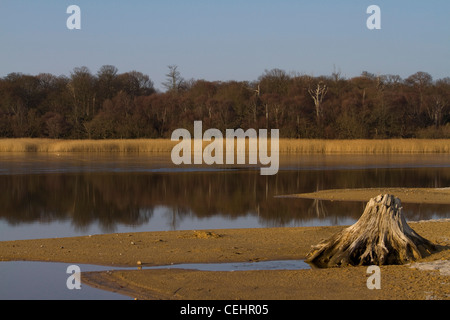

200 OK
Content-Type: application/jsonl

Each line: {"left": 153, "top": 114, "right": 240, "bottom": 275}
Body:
{"left": 0, "top": 1, "right": 449, "bottom": 90}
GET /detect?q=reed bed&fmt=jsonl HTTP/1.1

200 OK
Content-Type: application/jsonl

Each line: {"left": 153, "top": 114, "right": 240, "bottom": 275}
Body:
{"left": 0, "top": 138, "right": 176, "bottom": 153}
{"left": 278, "top": 139, "right": 450, "bottom": 154}
{"left": 0, "top": 138, "right": 449, "bottom": 154}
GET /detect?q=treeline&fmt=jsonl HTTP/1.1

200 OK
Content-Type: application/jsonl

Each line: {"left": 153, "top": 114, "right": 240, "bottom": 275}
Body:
{"left": 0, "top": 65, "right": 449, "bottom": 139}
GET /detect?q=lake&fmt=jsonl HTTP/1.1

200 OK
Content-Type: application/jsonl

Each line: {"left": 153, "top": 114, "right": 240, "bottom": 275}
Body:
{"left": 1, "top": 152, "right": 450, "bottom": 242}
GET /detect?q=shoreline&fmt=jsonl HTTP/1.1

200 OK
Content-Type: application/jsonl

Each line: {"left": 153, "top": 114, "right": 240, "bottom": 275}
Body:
{"left": 281, "top": 187, "right": 450, "bottom": 204}
{"left": 1, "top": 221, "right": 449, "bottom": 300}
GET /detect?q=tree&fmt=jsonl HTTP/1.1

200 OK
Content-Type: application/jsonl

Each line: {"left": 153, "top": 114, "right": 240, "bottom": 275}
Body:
{"left": 86, "top": 91, "right": 136, "bottom": 139}
{"left": 426, "top": 80, "right": 449, "bottom": 128}
{"left": 162, "top": 65, "right": 185, "bottom": 93}
{"left": 405, "top": 71, "right": 433, "bottom": 115}
{"left": 0, "top": 73, "right": 45, "bottom": 137}
{"left": 308, "top": 81, "right": 328, "bottom": 125}
{"left": 36, "top": 73, "right": 71, "bottom": 114}
{"left": 68, "top": 66, "right": 96, "bottom": 137}
{"left": 42, "top": 112, "right": 68, "bottom": 138}
{"left": 118, "top": 71, "right": 155, "bottom": 97}
{"left": 258, "top": 68, "right": 290, "bottom": 95}
{"left": 96, "top": 65, "right": 119, "bottom": 105}
{"left": 69, "top": 66, "right": 96, "bottom": 116}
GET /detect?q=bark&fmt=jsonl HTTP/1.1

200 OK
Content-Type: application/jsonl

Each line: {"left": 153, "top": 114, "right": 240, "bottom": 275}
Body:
{"left": 306, "top": 194, "right": 436, "bottom": 268}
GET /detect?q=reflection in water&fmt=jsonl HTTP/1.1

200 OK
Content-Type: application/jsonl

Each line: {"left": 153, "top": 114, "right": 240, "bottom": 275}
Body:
{"left": 1, "top": 165, "right": 450, "bottom": 235}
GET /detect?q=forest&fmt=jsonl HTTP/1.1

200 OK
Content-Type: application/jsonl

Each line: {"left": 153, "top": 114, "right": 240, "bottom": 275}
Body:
{"left": 0, "top": 65, "right": 449, "bottom": 140}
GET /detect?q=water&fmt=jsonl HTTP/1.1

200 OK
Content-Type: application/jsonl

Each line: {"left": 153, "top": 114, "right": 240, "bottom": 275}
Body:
{"left": 0, "top": 261, "right": 129, "bottom": 300}
{"left": 0, "top": 153, "right": 449, "bottom": 241}
{"left": 0, "top": 259, "right": 310, "bottom": 300}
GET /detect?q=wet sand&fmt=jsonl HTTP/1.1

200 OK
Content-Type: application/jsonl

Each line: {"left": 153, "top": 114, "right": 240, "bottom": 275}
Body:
{"left": 0, "top": 220, "right": 449, "bottom": 300}
{"left": 281, "top": 187, "right": 450, "bottom": 204}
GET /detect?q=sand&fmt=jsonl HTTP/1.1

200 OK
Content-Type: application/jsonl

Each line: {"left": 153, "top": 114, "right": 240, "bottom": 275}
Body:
{"left": 1, "top": 220, "right": 449, "bottom": 300}
{"left": 281, "top": 187, "right": 450, "bottom": 204}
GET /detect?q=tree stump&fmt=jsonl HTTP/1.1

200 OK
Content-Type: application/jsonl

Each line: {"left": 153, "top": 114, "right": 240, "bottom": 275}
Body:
{"left": 306, "top": 194, "right": 436, "bottom": 268}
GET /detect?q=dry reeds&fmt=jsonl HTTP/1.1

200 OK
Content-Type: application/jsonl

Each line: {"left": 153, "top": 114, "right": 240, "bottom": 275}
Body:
{"left": 0, "top": 138, "right": 176, "bottom": 153}
{"left": 278, "top": 139, "right": 450, "bottom": 154}
{"left": 0, "top": 138, "right": 449, "bottom": 154}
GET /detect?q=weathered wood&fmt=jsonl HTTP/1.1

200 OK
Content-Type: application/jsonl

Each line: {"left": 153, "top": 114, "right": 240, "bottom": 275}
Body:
{"left": 306, "top": 194, "right": 436, "bottom": 268}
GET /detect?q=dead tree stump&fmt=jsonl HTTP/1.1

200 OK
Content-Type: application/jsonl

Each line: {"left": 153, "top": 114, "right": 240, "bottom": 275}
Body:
{"left": 306, "top": 194, "right": 436, "bottom": 268}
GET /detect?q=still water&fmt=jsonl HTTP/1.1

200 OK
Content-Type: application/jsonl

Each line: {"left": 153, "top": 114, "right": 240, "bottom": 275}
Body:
{"left": 1, "top": 152, "right": 450, "bottom": 241}
{"left": 0, "top": 259, "right": 310, "bottom": 300}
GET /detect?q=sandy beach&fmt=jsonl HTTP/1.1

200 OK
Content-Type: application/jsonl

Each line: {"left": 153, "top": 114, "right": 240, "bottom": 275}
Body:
{"left": 1, "top": 218, "right": 449, "bottom": 300}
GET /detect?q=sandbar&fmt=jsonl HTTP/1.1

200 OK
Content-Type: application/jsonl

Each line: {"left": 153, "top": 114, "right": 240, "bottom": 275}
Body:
{"left": 280, "top": 187, "right": 450, "bottom": 204}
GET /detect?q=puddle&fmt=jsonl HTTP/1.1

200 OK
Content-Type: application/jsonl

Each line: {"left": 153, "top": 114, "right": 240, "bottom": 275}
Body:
{"left": 0, "top": 261, "right": 129, "bottom": 300}
{"left": 146, "top": 259, "right": 310, "bottom": 272}
{"left": 0, "top": 259, "right": 309, "bottom": 300}
{"left": 410, "top": 260, "right": 450, "bottom": 276}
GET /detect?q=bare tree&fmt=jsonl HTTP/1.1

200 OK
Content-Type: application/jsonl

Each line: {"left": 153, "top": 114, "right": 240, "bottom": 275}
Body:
{"left": 68, "top": 66, "right": 96, "bottom": 137}
{"left": 308, "top": 81, "right": 328, "bottom": 124}
{"left": 119, "top": 71, "right": 155, "bottom": 97}
{"left": 96, "top": 65, "right": 119, "bottom": 102}
{"left": 244, "top": 82, "right": 261, "bottom": 126}
{"left": 405, "top": 71, "right": 433, "bottom": 114}
{"left": 427, "top": 95, "right": 447, "bottom": 128}
{"left": 162, "top": 65, "right": 184, "bottom": 93}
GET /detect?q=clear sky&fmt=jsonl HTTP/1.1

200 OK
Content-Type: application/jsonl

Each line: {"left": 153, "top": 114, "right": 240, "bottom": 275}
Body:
{"left": 0, "top": 1, "right": 449, "bottom": 90}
